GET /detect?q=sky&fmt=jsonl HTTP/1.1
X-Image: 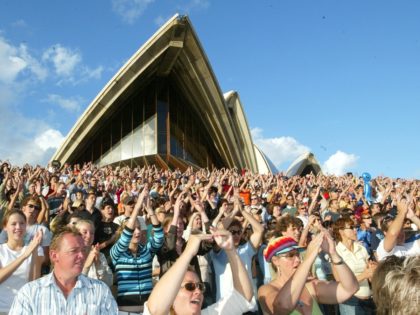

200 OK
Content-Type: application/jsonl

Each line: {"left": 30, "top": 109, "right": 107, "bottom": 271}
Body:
{"left": 0, "top": 0, "right": 419, "bottom": 179}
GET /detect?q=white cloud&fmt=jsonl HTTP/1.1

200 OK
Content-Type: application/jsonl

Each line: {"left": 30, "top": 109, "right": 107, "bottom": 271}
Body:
{"left": 0, "top": 36, "right": 47, "bottom": 83}
{"left": 81, "top": 65, "right": 104, "bottom": 80}
{"left": 34, "top": 129, "right": 65, "bottom": 151}
{"left": 322, "top": 150, "right": 359, "bottom": 175}
{"left": 0, "top": 103, "right": 65, "bottom": 166}
{"left": 251, "top": 127, "right": 310, "bottom": 169}
{"left": 42, "top": 44, "right": 81, "bottom": 77}
{"left": 112, "top": 0, "right": 155, "bottom": 24}
{"left": 44, "top": 94, "right": 83, "bottom": 112}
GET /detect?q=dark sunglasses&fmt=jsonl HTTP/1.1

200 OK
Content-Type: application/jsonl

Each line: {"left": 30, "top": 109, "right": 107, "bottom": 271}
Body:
{"left": 181, "top": 282, "right": 206, "bottom": 292}
{"left": 229, "top": 229, "right": 242, "bottom": 236}
{"left": 27, "top": 204, "right": 40, "bottom": 211}
{"left": 344, "top": 225, "right": 358, "bottom": 230}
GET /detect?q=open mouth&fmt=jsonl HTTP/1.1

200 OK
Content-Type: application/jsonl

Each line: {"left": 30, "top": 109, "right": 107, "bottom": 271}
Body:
{"left": 190, "top": 299, "right": 201, "bottom": 305}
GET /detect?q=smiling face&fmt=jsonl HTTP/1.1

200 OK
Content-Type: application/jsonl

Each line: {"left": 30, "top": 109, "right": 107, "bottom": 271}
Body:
{"left": 130, "top": 220, "right": 147, "bottom": 245}
{"left": 172, "top": 271, "right": 204, "bottom": 315}
{"left": 77, "top": 221, "right": 95, "bottom": 246}
{"left": 283, "top": 224, "right": 301, "bottom": 242}
{"left": 50, "top": 233, "right": 87, "bottom": 278}
{"left": 272, "top": 249, "right": 301, "bottom": 279}
{"left": 5, "top": 212, "right": 27, "bottom": 243}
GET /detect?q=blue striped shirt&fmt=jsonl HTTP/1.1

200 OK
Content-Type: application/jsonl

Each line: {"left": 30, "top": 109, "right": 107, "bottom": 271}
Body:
{"left": 8, "top": 273, "right": 118, "bottom": 314}
{"left": 110, "top": 225, "right": 164, "bottom": 304}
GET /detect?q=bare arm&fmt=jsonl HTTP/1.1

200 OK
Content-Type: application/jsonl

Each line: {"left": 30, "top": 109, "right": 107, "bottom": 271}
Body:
{"left": 383, "top": 198, "right": 407, "bottom": 252}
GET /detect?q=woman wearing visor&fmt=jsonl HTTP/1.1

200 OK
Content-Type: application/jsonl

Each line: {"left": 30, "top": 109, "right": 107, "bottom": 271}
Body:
{"left": 258, "top": 233, "right": 359, "bottom": 315}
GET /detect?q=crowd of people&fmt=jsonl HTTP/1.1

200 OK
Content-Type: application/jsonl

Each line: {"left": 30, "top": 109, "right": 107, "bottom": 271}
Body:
{"left": 0, "top": 160, "right": 419, "bottom": 315}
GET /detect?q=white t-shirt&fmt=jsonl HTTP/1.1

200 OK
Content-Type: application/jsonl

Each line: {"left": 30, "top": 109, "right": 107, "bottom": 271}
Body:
{"left": 210, "top": 242, "right": 256, "bottom": 301}
{"left": 0, "top": 244, "right": 42, "bottom": 312}
{"left": 376, "top": 238, "right": 420, "bottom": 261}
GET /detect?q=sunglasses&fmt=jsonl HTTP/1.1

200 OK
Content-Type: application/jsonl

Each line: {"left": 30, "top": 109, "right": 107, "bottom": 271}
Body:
{"left": 344, "top": 225, "right": 358, "bottom": 230}
{"left": 276, "top": 250, "right": 300, "bottom": 259}
{"left": 229, "top": 229, "right": 242, "bottom": 236}
{"left": 181, "top": 282, "right": 206, "bottom": 292}
{"left": 27, "top": 204, "right": 40, "bottom": 211}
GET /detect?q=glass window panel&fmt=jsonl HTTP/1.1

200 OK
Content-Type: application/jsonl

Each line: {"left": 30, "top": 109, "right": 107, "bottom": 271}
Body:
{"left": 121, "top": 133, "right": 133, "bottom": 160}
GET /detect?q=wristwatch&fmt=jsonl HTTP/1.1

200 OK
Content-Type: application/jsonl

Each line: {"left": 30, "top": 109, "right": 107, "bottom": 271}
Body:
{"left": 331, "top": 256, "right": 344, "bottom": 265}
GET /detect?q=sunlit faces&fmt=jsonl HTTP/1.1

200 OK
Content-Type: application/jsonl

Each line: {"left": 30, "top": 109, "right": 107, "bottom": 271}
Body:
{"left": 192, "top": 215, "right": 202, "bottom": 229}
{"left": 339, "top": 225, "right": 358, "bottom": 241}
{"left": 283, "top": 224, "right": 301, "bottom": 242}
{"left": 272, "top": 249, "right": 301, "bottom": 277}
{"left": 50, "top": 234, "right": 87, "bottom": 277}
{"left": 101, "top": 205, "right": 114, "bottom": 220}
{"left": 131, "top": 220, "right": 147, "bottom": 245}
{"left": 76, "top": 222, "right": 95, "bottom": 246}
{"left": 5, "top": 212, "right": 27, "bottom": 242}
{"left": 228, "top": 225, "right": 243, "bottom": 247}
{"left": 22, "top": 200, "right": 40, "bottom": 224}
{"left": 172, "top": 271, "right": 204, "bottom": 315}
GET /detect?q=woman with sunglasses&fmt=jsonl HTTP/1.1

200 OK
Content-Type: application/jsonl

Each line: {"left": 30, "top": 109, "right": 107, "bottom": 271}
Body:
{"left": 333, "top": 217, "right": 377, "bottom": 314}
{"left": 0, "top": 210, "right": 43, "bottom": 314}
{"left": 258, "top": 233, "right": 359, "bottom": 315}
{"left": 145, "top": 228, "right": 255, "bottom": 315}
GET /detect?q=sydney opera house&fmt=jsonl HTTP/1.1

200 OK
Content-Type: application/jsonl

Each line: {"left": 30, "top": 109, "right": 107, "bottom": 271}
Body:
{"left": 52, "top": 15, "right": 320, "bottom": 175}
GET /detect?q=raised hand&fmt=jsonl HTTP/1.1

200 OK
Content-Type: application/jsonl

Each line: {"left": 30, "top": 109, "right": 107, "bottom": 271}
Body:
{"left": 210, "top": 227, "right": 234, "bottom": 251}
{"left": 24, "top": 229, "right": 43, "bottom": 259}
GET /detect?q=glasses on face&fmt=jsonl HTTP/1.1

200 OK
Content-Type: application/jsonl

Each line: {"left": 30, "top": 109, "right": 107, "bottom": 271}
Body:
{"left": 27, "top": 204, "right": 40, "bottom": 211}
{"left": 277, "top": 250, "right": 300, "bottom": 259}
{"left": 181, "top": 282, "right": 206, "bottom": 292}
{"left": 344, "top": 225, "right": 358, "bottom": 230}
{"left": 229, "top": 229, "right": 242, "bottom": 236}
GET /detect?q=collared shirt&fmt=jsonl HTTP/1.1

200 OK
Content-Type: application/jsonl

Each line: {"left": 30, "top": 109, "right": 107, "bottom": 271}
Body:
{"left": 8, "top": 273, "right": 118, "bottom": 315}
{"left": 336, "top": 241, "right": 370, "bottom": 298}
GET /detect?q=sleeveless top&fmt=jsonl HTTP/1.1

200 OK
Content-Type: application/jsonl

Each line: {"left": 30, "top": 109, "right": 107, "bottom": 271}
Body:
{"left": 289, "top": 285, "right": 323, "bottom": 315}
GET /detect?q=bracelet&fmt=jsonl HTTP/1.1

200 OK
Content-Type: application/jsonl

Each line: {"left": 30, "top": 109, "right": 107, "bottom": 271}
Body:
{"left": 331, "top": 256, "right": 344, "bottom": 265}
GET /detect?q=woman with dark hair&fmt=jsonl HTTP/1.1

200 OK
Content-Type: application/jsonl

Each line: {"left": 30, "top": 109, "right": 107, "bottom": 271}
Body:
{"left": 0, "top": 210, "right": 42, "bottom": 314}
{"left": 333, "top": 217, "right": 377, "bottom": 314}
{"left": 145, "top": 228, "right": 255, "bottom": 315}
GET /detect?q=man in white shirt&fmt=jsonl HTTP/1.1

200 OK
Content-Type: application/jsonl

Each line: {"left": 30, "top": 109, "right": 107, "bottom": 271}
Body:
{"left": 9, "top": 228, "right": 118, "bottom": 314}
{"left": 376, "top": 198, "right": 420, "bottom": 261}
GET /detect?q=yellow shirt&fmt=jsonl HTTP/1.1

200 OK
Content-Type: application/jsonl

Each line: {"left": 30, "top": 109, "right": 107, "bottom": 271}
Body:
{"left": 336, "top": 241, "right": 371, "bottom": 298}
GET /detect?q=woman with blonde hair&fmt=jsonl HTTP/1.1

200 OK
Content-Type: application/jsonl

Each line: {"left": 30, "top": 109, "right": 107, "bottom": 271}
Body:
{"left": 258, "top": 232, "right": 359, "bottom": 315}
{"left": 75, "top": 219, "right": 113, "bottom": 287}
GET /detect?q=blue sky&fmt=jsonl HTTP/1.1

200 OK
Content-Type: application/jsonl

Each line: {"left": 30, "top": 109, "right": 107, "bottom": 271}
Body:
{"left": 0, "top": 0, "right": 419, "bottom": 178}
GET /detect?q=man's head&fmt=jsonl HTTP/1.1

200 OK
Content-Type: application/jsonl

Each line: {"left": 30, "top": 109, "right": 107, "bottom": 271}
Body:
{"left": 276, "top": 216, "right": 302, "bottom": 241}
{"left": 50, "top": 228, "right": 87, "bottom": 279}
{"left": 228, "top": 220, "right": 243, "bottom": 247}
{"left": 372, "top": 255, "right": 420, "bottom": 315}
{"left": 122, "top": 195, "right": 136, "bottom": 214}
{"left": 21, "top": 196, "right": 41, "bottom": 224}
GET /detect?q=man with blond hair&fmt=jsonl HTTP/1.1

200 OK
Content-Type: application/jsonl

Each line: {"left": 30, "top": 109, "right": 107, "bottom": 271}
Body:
{"left": 9, "top": 228, "right": 117, "bottom": 314}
